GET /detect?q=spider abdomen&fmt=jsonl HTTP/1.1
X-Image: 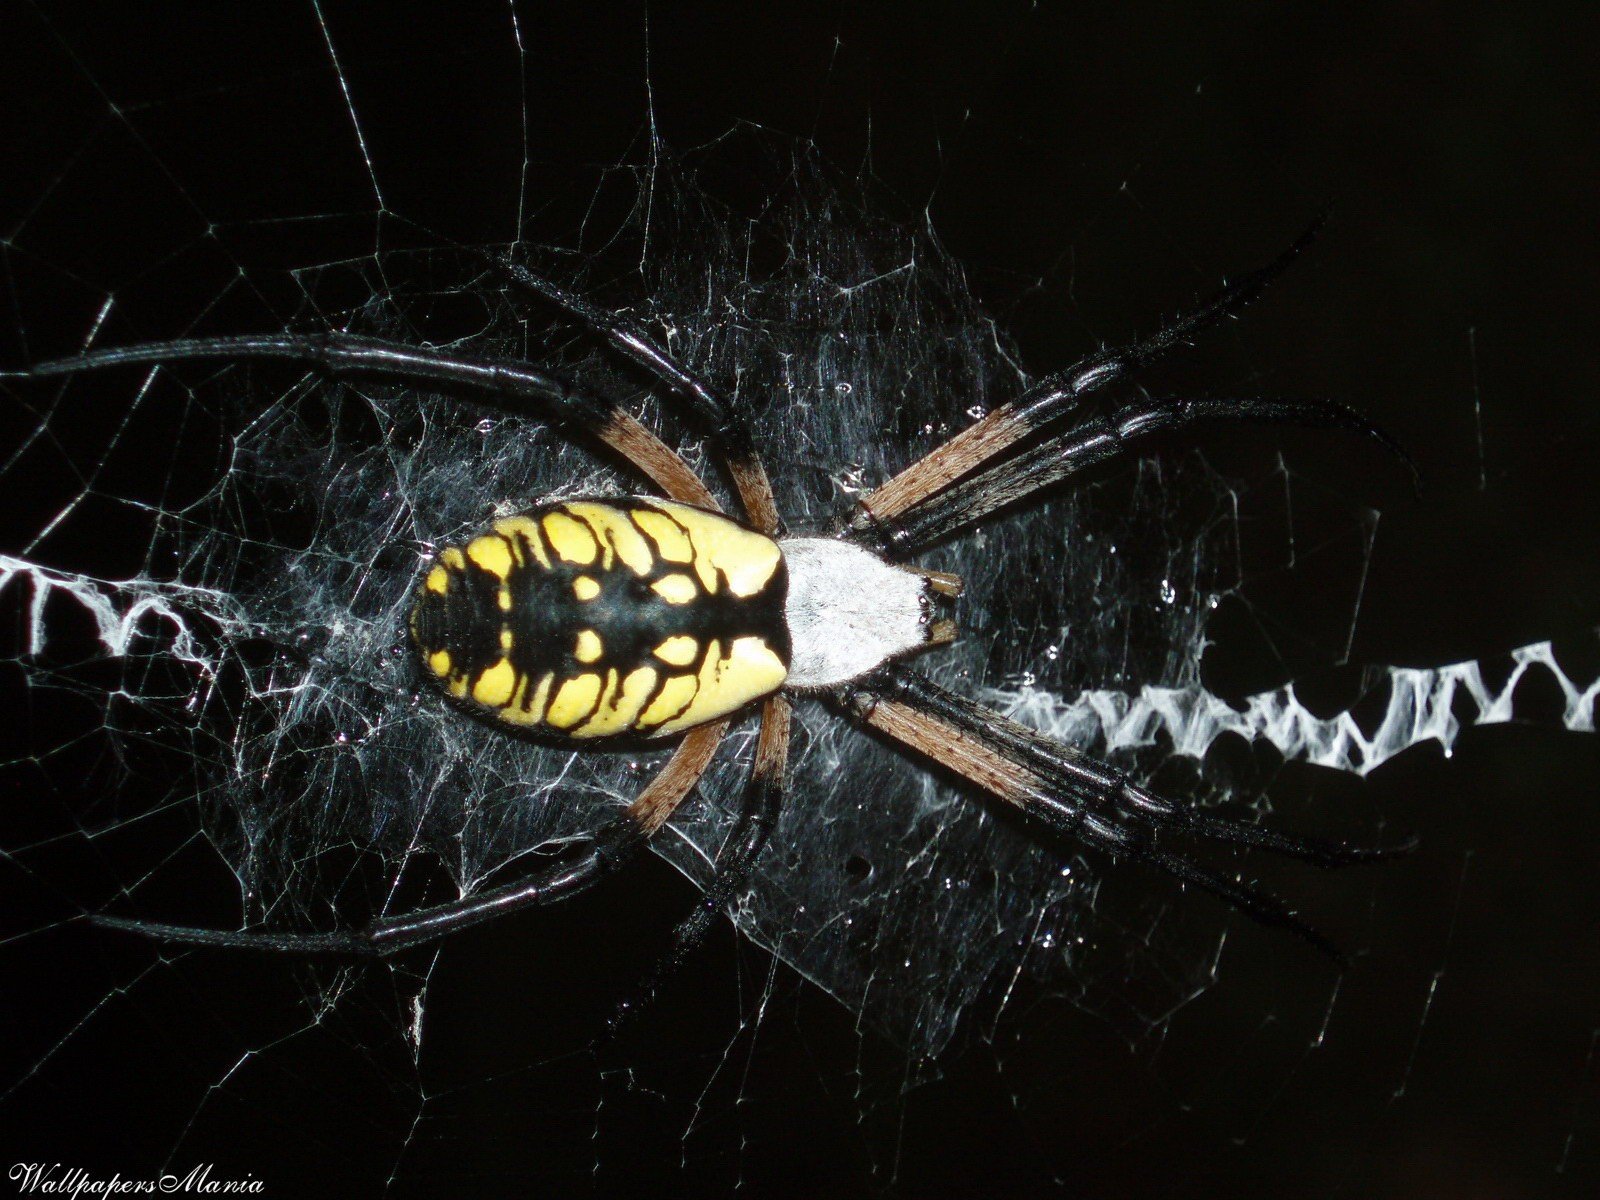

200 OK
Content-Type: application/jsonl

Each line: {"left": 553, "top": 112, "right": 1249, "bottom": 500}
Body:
{"left": 410, "top": 498, "right": 790, "bottom": 740}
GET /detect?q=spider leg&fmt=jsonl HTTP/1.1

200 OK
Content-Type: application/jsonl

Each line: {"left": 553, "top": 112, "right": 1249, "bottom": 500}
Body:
{"left": 7, "top": 332, "right": 718, "bottom": 509}
{"left": 661, "top": 697, "right": 791, "bottom": 954}
{"left": 90, "top": 721, "right": 728, "bottom": 956}
{"left": 840, "top": 668, "right": 1415, "bottom": 962}
{"left": 865, "top": 393, "right": 1417, "bottom": 555}
{"left": 612, "top": 695, "right": 792, "bottom": 1029}
{"left": 497, "top": 260, "right": 781, "bottom": 534}
{"left": 877, "top": 667, "right": 1417, "bottom": 866}
{"left": 846, "top": 215, "right": 1327, "bottom": 535}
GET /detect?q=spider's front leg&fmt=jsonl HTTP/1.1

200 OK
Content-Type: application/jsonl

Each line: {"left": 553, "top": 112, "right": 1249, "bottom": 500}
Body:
{"left": 837, "top": 667, "right": 1415, "bottom": 963}
{"left": 844, "top": 215, "right": 1329, "bottom": 538}
{"left": 859, "top": 391, "right": 1417, "bottom": 557}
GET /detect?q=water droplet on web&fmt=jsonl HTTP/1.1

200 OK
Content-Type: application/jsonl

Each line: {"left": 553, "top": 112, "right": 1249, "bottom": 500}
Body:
{"left": 1159, "top": 578, "right": 1177, "bottom": 604}
{"left": 475, "top": 418, "right": 495, "bottom": 434}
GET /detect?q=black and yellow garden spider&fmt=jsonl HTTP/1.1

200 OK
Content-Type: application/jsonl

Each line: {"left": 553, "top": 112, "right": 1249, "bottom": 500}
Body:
{"left": 13, "top": 224, "right": 1415, "bottom": 970}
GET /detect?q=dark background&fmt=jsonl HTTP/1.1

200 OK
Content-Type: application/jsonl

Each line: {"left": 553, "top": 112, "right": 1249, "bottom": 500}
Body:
{"left": 2, "top": 1, "right": 1598, "bottom": 1196}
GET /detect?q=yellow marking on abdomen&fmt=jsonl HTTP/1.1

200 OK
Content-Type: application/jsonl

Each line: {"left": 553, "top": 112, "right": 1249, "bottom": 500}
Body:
{"left": 472, "top": 659, "right": 519, "bottom": 707}
{"left": 652, "top": 635, "right": 788, "bottom": 735}
{"left": 428, "top": 649, "right": 453, "bottom": 678}
{"left": 492, "top": 670, "right": 549, "bottom": 728}
{"left": 653, "top": 635, "right": 699, "bottom": 667}
{"left": 493, "top": 515, "right": 550, "bottom": 568}
{"left": 651, "top": 573, "right": 698, "bottom": 605}
{"left": 647, "top": 500, "right": 782, "bottom": 598}
{"left": 583, "top": 668, "right": 621, "bottom": 729}
{"left": 466, "top": 534, "right": 513, "bottom": 579}
{"left": 573, "top": 574, "right": 600, "bottom": 601}
{"left": 542, "top": 510, "right": 598, "bottom": 565}
{"left": 632, "top": 509, "right": 694, "bottom": 562}
{"left": 574, "top": 629, "right": 603, "bottom": 663}
{"left": 577, "top": 666, "right": 659, "bottom": 738}
{"left": 508, "top": 672, "right": 554, "bottom": 727}
{"left": 639, "top": 672, "right": 699, "bottom": 729}
{"left": 546, "top": 673, "right": 603, "bottom": 728}
{"left": 564, "top": 501, "right": 656, "bottom": 575}
{"left": 425, "top": 566, "right": 449, "bottom": 595}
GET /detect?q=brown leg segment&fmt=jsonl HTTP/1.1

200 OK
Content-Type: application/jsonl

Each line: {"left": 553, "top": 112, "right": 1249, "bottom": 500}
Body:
{"left": 611, "top": 695, "right": 791, "bottom": 1028}
{"left": 851, "top": 404, "right": 1037, "bottom": 529}
{"left": 89, "top": 717, "right": 731, "bottom": 957}
{"left": 853, "top": 693, "right": 1050, "bottom": 808}
{"left": 626, "top": 720, "right": 730, "bottom": 835}
{"left": 496, "top": 260, "right": 781, "bottom": 533}
{"left": 845, "top": 217, "right": 1330, "bottom": 540}
{"left": 599, "top": 409, "right": 720, "bottom": 510}
{"left": 865, "top": 393, "right": 1416, "bottom": 556}
{"left": 843, "top": 669, "right": 1413, "bottom": 962}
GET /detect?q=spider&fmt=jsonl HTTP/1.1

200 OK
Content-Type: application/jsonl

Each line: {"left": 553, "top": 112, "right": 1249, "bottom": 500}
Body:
{"left": 12, "top": 223, "right": 1416, "bottom": 971}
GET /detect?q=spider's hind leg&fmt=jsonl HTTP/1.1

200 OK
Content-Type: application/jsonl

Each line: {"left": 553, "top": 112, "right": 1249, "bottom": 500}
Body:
{"left": 89, "top": 722, "right": 729, "bottom": 957}
{"left": 610, "top": 696, "right": 792, "bottom": 1033}
{"left": 496, "top": 259, "right": 781, "bottom": 534}
{"left": 8, "top": 332, "right": 719, "bottom": 509}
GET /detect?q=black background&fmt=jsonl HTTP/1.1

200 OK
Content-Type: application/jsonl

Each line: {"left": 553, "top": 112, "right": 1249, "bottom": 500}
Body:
{"left": 2, "top": 2, "right": 1598, "bottom": 1196}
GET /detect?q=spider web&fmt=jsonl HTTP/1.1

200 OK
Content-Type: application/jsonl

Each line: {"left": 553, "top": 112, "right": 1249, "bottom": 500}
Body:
{"left": 3, "top": 2, "right": 1598, "bottom": 1194}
